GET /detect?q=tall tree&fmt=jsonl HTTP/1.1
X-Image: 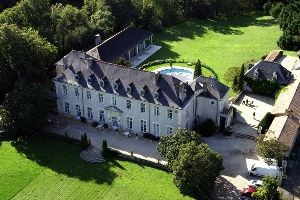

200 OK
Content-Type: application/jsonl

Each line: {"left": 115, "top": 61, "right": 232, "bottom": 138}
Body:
{"left": 83, "top": 0, "right": 115, "bottom": 37}
{"left": 238, "top": 63, "right": 245, "bottom": 90}
{"left": 0, "top": 80, "right": 55, "bottom": 134}
{"left": 256, "top": 136, "right": 289, "bottom": 165}
{"left": 0, "top": 0, "right": 52, "bottom": 40}
{"left": 194, "top": 60, "right": 202, "bottom": 79}
{"left": 0, "top": 24, "right": 57, "bottom": 134}
{"left": 157, "top": 129, "right": 201, "bottom": 168}
{"left": 51, "top": 4, "right": 92, "bottom": 54}
{"left": 172, "top": 142, "right": 223, "bottom": 200}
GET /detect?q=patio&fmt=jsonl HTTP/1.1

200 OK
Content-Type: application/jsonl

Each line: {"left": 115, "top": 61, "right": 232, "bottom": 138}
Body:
{"left": 44, "top": 114, "right": 166, "bottom": 164}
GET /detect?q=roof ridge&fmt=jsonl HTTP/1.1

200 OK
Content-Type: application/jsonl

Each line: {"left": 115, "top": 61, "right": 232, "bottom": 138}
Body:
{"left": 95, "top": 26, "right": 133, "bottom": 47}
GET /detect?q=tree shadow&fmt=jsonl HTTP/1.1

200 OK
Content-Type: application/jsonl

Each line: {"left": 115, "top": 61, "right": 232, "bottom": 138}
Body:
{"left": 11, "top": 135, "right": 123, "bottom": 185}
{"left": 212, "top": 176, "right": 241, "bottom": 200}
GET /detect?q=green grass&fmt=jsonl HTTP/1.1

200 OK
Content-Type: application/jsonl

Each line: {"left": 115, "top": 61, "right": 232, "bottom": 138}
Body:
{"left": 0, "top": 136, "right": 190, "bottom": 200}
{"left": 144, "top": 12, "right": 297, "bottom": 85}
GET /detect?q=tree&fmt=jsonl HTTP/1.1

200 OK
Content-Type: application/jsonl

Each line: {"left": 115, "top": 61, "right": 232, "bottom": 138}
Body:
{"left": 157, "top": 129, "right": 201, "bottom": 167}
{"left": 0, "top": 23, "right": 57, "bottom": 93}
{"left": 51, "top": 4, "right": 92, "bottom": 54}
{"left": 172, "top": 142, "right": 223, "bottom": 200}
{"left": 256, "top": 136, "right": 289, "bottom": 165}
{"left": 83, "top": 0, "right": 115, "bottom": 37}
{"left": 252, "top": 176, "right": 280, "bottom": 200}
{"left": 115, "top": 58, "right": 131, "bottom": 67}
{"left": 223, "top": 66, "right": 241, "bottom": 84}
{"left": 232, "top": 75, "right": 239, "bottom": 92}
{"left": 0, "top": 80, "right": 55, "bottom": 134}
{"left": 0, "top": 24, "right": 57, "bottom": 134}
{"left": 193, "top": 60, "right": 202, "bottom": 79}
{"left": 238, "top": 63, "right": 245, "bottom": 90}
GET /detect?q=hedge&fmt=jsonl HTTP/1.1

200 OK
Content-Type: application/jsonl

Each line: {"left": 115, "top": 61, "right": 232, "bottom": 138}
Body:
{"left": 245, "top": 77, "right": 281, "bottom": 97}
{"left": 139, "top": 59, "right": 219, "bottom": 80}
{"left": 258, "top": 112, "right": 275, "bottom": 133}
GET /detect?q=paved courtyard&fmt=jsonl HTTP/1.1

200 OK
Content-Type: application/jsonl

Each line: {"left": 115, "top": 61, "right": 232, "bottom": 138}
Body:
{"left": 44, "top": 114, "right": 165, "bottom": 164}
{"left": 231, "top": 93, "right": 275, "bottom": 137}
{"left": 209, "top": 93, "right": 275, "bottom": 199}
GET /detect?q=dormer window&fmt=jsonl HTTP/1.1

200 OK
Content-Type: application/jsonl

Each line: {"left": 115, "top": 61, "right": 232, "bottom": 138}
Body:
{"left": 126, "top": 86, "right": 132, "bottom": 93}
{"left": 99, "top": 79, "right": 104, "bottom": 88}
{"left": 154, "top": 90, "right": 160, "bottom": 100}
{"left": 75, "top": 73, "right": 80, "bottom": 82}
{"left": 113, "top": 82, "right": 119, "bottom": 91}
{"left": 88, "top": 74, "right": 95, "bottom": 85}
{"left": 272, "top": 72, "right": 277, "bottom": 80}
{"left": 140, "top": 89, "right": 145, "bottom": 97}
{"left": 254, "top": 69, "right": 259, "bottom": 78}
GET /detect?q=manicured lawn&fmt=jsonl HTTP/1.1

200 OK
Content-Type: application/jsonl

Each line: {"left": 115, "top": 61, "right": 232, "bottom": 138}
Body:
{"left": 0, "top": 136, "right": 190, "bottom": 200}
{"left": 144, "top": 12, "right": 296, "bottom": 85}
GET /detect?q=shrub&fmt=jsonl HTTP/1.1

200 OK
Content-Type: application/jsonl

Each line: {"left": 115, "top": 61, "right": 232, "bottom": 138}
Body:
{"left": 258, "top": 112, "right": 274, "bottom": 133}
{"left": 101, "top": 140, "right": 120, "bottom": 158}
{"left": 91, "top": 121, "right": 98, "bottom": 127}
{"left": 245, "top": 77, "right": 281, "bottom": 97}
{"left": 195, "top": 119, "right": 216, "bottom": 137}
{"left": 269, "top": 2, "right": 284, "bottom": 19}
{"left": 80, "top": 133, "right": 90, "bottom": 150}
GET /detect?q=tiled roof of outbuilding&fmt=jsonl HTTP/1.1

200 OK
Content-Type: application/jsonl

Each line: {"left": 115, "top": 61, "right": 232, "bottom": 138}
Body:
{"left": 87, "top": 27, "right": 152, "bottom": 62}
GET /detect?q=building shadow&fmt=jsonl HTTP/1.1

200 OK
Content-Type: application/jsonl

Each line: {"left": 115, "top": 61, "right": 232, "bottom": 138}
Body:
{"left": 11, "top": 135, "right": 121, "bottom": 185}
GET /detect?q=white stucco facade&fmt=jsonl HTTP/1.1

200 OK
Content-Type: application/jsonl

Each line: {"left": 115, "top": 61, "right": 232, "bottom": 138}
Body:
{"left": 55, "top": 78, "right": 232, "bottom": 136}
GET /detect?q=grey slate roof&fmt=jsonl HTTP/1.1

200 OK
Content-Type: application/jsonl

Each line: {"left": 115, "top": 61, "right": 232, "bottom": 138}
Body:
{"left": 54, "top": 51, "right": 194, "bottom": 109}
{"left": 190, "top": 76, "right": 230, "bottom": 99}
{"left": 87, "top": 27, "right": 152, "bottom": 63}
{"left": 245, "top": 61, "right": 291, "bottom": 85}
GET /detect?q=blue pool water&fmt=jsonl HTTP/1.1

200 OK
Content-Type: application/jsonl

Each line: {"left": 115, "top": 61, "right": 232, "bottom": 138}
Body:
{"left": 158, "top": 68, "right": 194, "bottom": 82}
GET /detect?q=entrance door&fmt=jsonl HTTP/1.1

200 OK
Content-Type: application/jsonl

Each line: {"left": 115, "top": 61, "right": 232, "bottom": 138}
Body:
{"left": 75, "top": 105, "right": 81, "bottom": 117}
{"left": 112, "top": 117, "right": 118, "bottom": 129}
{"left": 220, "top": 117, "right": 226, "bottom": 131}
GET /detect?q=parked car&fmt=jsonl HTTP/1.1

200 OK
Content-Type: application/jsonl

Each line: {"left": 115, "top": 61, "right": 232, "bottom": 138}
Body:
{"left": 241, "top": 186, "right": 256, "bottom": 198}
{"left": 248, "top": 164, "right": 281, "bottom": 177}
{"left": 248, "top": 179, "right": 263, "bottom": 188}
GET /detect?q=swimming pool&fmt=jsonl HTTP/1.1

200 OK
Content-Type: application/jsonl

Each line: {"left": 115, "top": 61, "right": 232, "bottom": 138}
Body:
{"left": 155, "top": 67, "right": 194, "bottom": 83}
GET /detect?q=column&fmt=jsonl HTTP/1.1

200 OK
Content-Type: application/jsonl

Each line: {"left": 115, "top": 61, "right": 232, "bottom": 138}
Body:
{"left": 128, "top": 51, "right": 131, "bottom": 60}
{"left": 136, "top": 45, "right": 139, "bottom": 56}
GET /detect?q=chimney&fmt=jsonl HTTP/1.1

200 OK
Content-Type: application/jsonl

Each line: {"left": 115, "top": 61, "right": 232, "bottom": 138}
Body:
{"left": 203, "top": 81, "right": 208, "bottom": 93}
{"left": 285, "top": 109, "right": 292, "bottom": 116}
{"left": 95, "top": 34, "right": 101, "bottom": 46}
{"left": 154, "top": 73, "right": 160, "bottom": 85}
{"left": 87, "top": 57, "right": 93, "bottom": 67}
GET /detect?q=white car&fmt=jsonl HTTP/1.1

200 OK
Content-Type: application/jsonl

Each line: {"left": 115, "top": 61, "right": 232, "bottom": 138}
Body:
{"left": 248, "top": 180, "right": 263, "bottom": 188}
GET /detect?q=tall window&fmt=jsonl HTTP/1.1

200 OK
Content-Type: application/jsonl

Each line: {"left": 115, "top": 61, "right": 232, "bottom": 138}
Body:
{"left": 75, "top": 105, "right": 81, "bottom": 116}
{"left": 99, "top": 110, "right": 105, "bottom": 122}
{"left": 140, "top": 120, "right": 147, "bottom": 132}
{"left": 127, "top": 117, "right": 133, "bottom": 130}
{"left": 141, "top": 103, "right": 145, "bottom": 113}
{"left": 112, "top": 96, "right": 117, "bottom": 106}
{"left": 87, "top": 107, "right": 93, "bottom": 119}
{"left": 126, "top": 100, "right": 131, "bottom": 109}
{"left": 64, "top": 102, "right": 69, "bottom": 113}
{"left": 63, "top": 85, "right": 67, "bottom": 95}
{"left": 154, "top": 106, "right": 159, "bottom": 116}
{"left": 167, "top": 109, "right": 173, "bottom": 119}
{"left": 153, "top": 123, "right": 160, "bottom": 136}
{"left": 167, "top": 127, "right": 173, "bottom": 135}
{"left": 87, "top": 91, "right": 91, "bottom": 100}
{"left": 99, "top": 93, "right": 103, "bottom": 103}
{"left": 74, "top": 88, "right": 79, "bottom": 98}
